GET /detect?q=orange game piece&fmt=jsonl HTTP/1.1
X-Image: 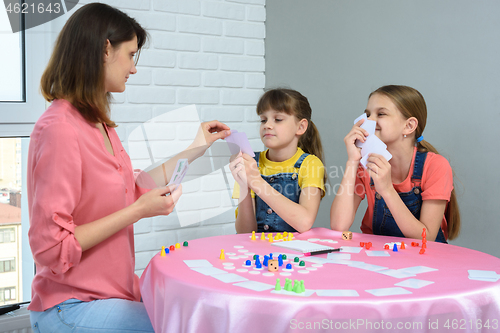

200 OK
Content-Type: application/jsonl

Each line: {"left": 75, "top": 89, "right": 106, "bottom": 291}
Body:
{"left": 360, "top": 242, "right": 365, "bottom": 247}
{"left": 419, "top": 248, "right": 425, "bottom": 255}
{"left": 401, "top": 242, "right": 406, "bottom": 249}
{"left": 384, "top": 244, "right": 390, "bottom": 250}
{"left": 422, "top": 243, "right": 427, "bottom": 249}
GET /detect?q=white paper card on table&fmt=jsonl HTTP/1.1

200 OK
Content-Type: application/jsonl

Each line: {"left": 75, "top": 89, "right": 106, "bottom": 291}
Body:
{"left": 366, "top": 287, "right": 412, "bottom": 296}
{"left": 272, "top": 240, "right": 336, "bottom": 253}
{"left": 316, "top": 289, "right": 359, "bottom": 297}
{"left": 340, "top": 246, "right": 363, "bottom": 253}
{"left": 271, "top": 289, "right": 316, "bottom": 297}
{"left": 327, "top": 253, "right": 351, "bottom": 260}
{"left": 211, "top": 273, "right": 249, "bottom": 283}
{"left": 233, "top": 281, "right": 275, "bottom": 292}
{"left": 225, "top": 130, "right": 255, "bottom": 157}
{"left": 468, "top": 270, "right": 500, "bottom": 282}
{"left": 377, "top": 269, "right": 416, "bottom": 279}
{"left": 365, "top": 250, "right": 390, "bottom": 257}
{"left": 184, "top": 259, "right": 213, "bottom": 268}
{"left": 347, "top": 262, "right": 388, "bottom": 272}
{"left": 395, "top": 279, "right": 435, "bottom": 289}
{"left": 191, "top": 267, "right": 228, "bottom": 276}
{"left": 399, "top": 266, "right": 438, "bottom": 275}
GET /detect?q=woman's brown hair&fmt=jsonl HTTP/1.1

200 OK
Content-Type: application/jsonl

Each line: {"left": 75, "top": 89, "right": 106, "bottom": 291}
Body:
{"left": 256, "top": 88, "right": 326, "bottom": 185}
{"left": 370, "top": 85, "right": 461, "bottom": 240}
{"left": 40, "top": 3, "right": 148, "bottom": 127}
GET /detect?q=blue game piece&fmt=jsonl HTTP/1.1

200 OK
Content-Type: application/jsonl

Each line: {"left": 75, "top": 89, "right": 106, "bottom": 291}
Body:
{"left": 165, "top": 248, "right": 169, "bottom": 254}
{"left": 245, "top": 260, "right": 251, "bottom": 266}
{"left": 278, "top": 255, "right": 283, "bottom": 267}
{"left": 263, "top": 255, "right": 269, "bottom": 267}
{"left": 269, "top": 253, "right": 273, "bottom": 259}
{"left": 256, "top": 262, "right": 262, "bottom": 269}
{"left": 286, "top": 263, "right": 292, "bottom": 269}
{"left": 393, "top": 243, "right": 398, "bottom": 252}
{"left": 255, "top": 257, "right": 261, "bottom": 266}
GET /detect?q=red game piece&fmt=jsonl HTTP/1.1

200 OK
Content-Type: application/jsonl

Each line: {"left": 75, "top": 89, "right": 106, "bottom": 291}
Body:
{"left": 422, "top": 243, "right": 427, "bottom": 249}
{"left": 422, "top": 228, "right": 427, "bottom": 238}
{"left": 401, "top": 242, "right": 405, "bottom": 249}
{"left": 419, "top": 248, "right": 425, "bottom": 255}
{"left": 169, "top": 245, "right": 175, "bottom": 251}
{"left": 384, "top": 244, "right": 389, "bottom": 250}
{"left": 365, "top": 242, "right": 372, "bottom": 250}
{"left": 360, "top": 242, "right": 365, "bottom": 247}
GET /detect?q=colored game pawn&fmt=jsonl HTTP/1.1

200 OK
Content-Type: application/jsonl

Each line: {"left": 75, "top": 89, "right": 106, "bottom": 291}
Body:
{"left": 251, "top": 231, "right": 256, "bottom": 240}
{"left": 278, "top": 255, "right": 283, "bottom": 267}
{"left": 255, "top": 256, "right": 261, "bottom": 267}
{"left": 268, "top": 233, "right": 274, "bottom": 243}
{"left": 422, "top": 227, "right": 427, "bottom": 239}
{"left": 293, "top": 280, "right": 300, "bottom": 293}
{"left": 286, "top": 263, "right": 292, "bottom": 270}
{"left": 161, "top": 246, "right": 166, "bottom": 256}
{"left": 401, "top": 242, "right": 405, "bottom": 249}
{"left": 253, "top": 254, "right": 258, "bottom": 260}
{"left": 422, "top": 243, "right": 427, "bottom": 249}
{"left": 285, "top": 278, "right": 293, "bottom": 291}
{"left": 245, "top": 260, "right": 251, "bottom": 266}
{"left": 282, "top": 254, "right": 287, "bottom": 260}
{"left": 393, "top": 243, "right": 398, "bottom": 252}
{"left": 219, "top": 249, "right": 225, "bottom": 260}
{"left": 288, "top": 233, "right": 293, "bottom": 241}
{"left": 269, "top": 253, "right": 274, "bottom": 259}
{"left": 294, "top": 257, "right": 300, "bottom": 263}
{"left": 169, "top": 245, "right": 175, "bottom": 251}
{"left": 419, "top": 248, "right": 425, "bottom": 255}
{"left": 360, "top": 242, "right": 365, "bottom": 247}
{"left": 299, "top": 261, "right": 305, "bottom": 267}
{"left": 283, "top": 232, "right": 288, "bottom": 238}
{"left": 183, "top": 241, "right": 188, "bottom": 247}
{"left": 384, "top": 244, "right": 390, "bottom": 250}
{"left": 261, "top": 232, "right": 266, "bottom": 240}
{"left": 175, "top": 243, "right": 180, "bottom": 249}
{"left": 263, "top": 255, "right": 269, "bottom": 267}
{"left": 300, "top": 280, "right": 305, "bottom": 293}
{"left": 365, "top": 242, "right": 372, "bottom": 250}
{"left": 275, "top": 278, "right": 281, "bottom": 291}
{"left": 276, "top": 233, "right": 282, "bottom": 240}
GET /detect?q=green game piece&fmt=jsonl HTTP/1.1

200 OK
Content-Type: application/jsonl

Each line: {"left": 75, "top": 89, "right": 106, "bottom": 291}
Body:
{"left": 275, "top": 278, "right": 281, "bottom": 291}
{"left": 183, "top": 241, "right": 188, "bottom": 247}
{"left": 253, "top": 254, "right": 257, "bottom": 260}
{"left": 300, "top": 280, "right": 305, "bottom": 293}
{"left": 299, "top": 261, "right": 305, "bottom": 267}
{"left": 293, "top": 279, "right": 300, "bottom": 293}
{"left": 294, "top": 257, "right": 300, "bottom": 262}
{"left": 285, "top": 278, "right": 293, "bottom": 291}
{"left": 282, "top": 254, "right": 287, "bottom": 260}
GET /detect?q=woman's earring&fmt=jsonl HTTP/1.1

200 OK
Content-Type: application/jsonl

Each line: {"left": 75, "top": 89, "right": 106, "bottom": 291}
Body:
{"left": 404, "top": 135, "right": 407, "bottom": 138}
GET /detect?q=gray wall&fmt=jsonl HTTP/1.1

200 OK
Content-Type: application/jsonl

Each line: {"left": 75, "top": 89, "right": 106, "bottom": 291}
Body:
{"left": 265, "top": 0, "right": 500, "bottom": 257}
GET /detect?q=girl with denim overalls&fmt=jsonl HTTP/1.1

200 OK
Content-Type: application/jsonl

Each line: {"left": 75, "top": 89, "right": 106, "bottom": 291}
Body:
{"left": 330, "top": 85, "right": 461, "bottom": 243}
{"left": 230, "top": 89, "right": 326, "bottom": 233}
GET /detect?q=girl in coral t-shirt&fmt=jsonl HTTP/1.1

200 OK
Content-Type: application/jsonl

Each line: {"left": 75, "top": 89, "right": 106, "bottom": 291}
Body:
{"left": 330, "top": 85, "right": 460, "bottom": 243}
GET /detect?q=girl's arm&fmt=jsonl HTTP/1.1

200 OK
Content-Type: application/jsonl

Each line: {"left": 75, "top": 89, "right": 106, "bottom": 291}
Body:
{"left": 147, "top": 120, "right": 231, "bottom": 186}
{"left": 239, "top": 154, "right": 322, "bottom": 233}
{"left": 230, "top": 153, "right": 257, "bottom": 233}
{"left": 330, "top": 120, "right": 368, "bottom": 231}
{"left": 366, "top": 153, "right": 446, "bottom": 241}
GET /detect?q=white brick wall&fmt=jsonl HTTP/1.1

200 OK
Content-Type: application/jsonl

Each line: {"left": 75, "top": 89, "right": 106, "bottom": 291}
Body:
{"left": 77, "top": 0, "right": 265, "bottom": 276}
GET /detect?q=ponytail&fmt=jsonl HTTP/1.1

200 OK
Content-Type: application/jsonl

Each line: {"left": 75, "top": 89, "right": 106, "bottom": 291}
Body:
{"left": 298, "top": 120, "right": 327, "bottom": 184}
{"left": 417, "top": 140, "right": 461, "bottom": 240}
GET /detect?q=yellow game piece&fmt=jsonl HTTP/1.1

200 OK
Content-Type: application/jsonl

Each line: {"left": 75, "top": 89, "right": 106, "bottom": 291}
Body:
{"left": 175, "top": 243, "right": 181, "bottom": 249}
{"left": 251, "top": 231, "right": 256, "bottom": 240}
{"left": 220, "top": 249, "right": 225, "bottom": 260}
{"left": 283, "top": 232, "right": 288, "bottom": 238}
{"left": 269, "top": 233, "right": 274, "bottom": 243}
{"left": 160, "top": 246, "right": 166, "bottom": 257}
{"left": 261, "top": 232, "right": 266, "bottom": 240}
{"left": 276, "top": 233, "right": 282, "bottom": 240}
{"left": 288, "top": 233, "right": 293, "bottom": 241}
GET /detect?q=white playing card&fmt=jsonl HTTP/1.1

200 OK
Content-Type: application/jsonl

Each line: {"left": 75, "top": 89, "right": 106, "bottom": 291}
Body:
{"left": 225, "top": 130, "right": 255, "bottom": 157}
{"left": 167, "top": 158, "right": 189, "bottom": 190}
{"left": 353, "top": 114, "right": 393, "bottom": 169}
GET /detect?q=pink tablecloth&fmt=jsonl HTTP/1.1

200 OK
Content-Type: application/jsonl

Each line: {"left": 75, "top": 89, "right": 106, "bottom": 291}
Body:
{"left": 140, "top": 228, "right": 500, "bottom": 333}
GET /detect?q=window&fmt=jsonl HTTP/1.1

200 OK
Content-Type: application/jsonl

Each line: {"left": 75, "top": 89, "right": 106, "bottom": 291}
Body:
{"left": 0, "top": 287, "right": 16, "bottom": 302}
{"left": 0, "top": 259, "right": 16, "bottom": 273}
{"left": 0, "top": 228, "right": 15, "bottom": 243}
{"left": 0, "top": 0, "right": 25, "bottom": 102}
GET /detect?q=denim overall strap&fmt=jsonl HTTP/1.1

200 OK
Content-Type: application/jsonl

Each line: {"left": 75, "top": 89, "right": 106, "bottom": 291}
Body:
{"left": 253, "top": 152, "right": 260, "bottom": 166}
{"left": 370, "top": 151, "right": 447, "bottom": 243}
{"left": 254, "top": 153, "right": 309, "bottom": 233}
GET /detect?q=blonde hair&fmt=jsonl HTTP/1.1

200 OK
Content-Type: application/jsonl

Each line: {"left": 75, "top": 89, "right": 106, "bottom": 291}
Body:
{"left": 256, "top": 88, "right": 326, "bottom": 184}
{"left": 370, "top": 85, "right": 461, "bottom": 240}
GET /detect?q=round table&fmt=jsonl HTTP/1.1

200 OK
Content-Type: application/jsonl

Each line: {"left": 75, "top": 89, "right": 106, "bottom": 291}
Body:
{"left": 140, "top": 228, "right": 500, "bottom": 333}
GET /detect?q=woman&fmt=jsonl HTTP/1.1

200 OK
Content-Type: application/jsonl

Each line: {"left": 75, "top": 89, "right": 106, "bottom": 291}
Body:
{"left": 28, "top": 3, "right": 230, "bottom": 332}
